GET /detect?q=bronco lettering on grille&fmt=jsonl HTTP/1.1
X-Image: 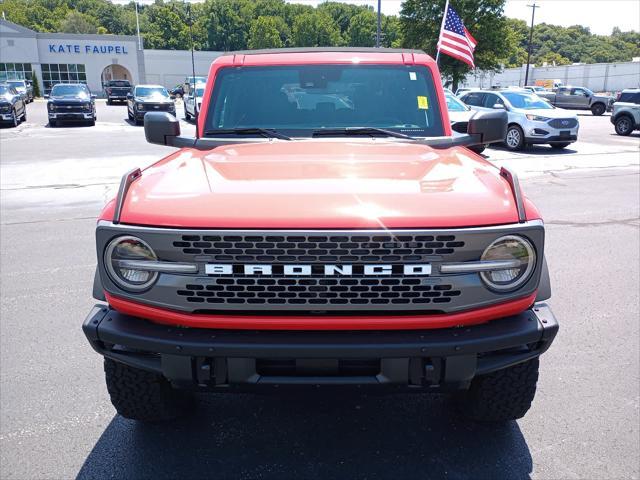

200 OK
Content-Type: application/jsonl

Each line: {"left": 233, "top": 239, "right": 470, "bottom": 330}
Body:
{"left": 204, "top": 264, "right": 432, "bottom": 276}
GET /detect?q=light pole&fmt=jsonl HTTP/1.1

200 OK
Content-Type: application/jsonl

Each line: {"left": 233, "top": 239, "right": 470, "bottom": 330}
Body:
{"left": 524, "top": 2, "right": 539, "bottom": 86}
{"left": 376, "top": 0, "right": 381, "bottom": 47}
{"left": 134, "top": 0, "right": 142, "bottom": 51}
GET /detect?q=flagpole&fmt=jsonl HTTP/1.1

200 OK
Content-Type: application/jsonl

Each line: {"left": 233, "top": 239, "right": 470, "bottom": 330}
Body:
{"left": 435, "top": 0, "right": 450, "bottom": 65}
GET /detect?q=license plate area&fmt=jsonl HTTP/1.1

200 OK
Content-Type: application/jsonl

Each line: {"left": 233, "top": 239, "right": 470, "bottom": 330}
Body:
{"left": 560, "top": 130, "right": 571, "bottom": 138}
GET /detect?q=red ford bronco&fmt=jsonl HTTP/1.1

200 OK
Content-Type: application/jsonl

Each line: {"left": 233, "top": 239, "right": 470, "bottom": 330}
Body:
{"left": 83, "top": 48, "right": 558, "bottom": 423}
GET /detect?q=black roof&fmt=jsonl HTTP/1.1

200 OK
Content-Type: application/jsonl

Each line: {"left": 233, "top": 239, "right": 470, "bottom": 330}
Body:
{"left": 223, "top": 47, "right": 427, "bottom": 56}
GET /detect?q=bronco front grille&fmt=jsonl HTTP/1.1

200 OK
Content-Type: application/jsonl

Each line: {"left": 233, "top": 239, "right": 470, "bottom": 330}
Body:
{"left": 548, "top": 118, "right": 578, "bottom": 129}
{"left": 172, "top": 234, "right": 465, "bottom": 262}
{"left": 177, "top": 277, "right": 461, "bottom": 307}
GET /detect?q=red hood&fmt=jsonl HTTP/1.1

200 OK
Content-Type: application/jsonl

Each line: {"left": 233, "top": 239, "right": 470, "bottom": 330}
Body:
{"left": 113, "top": 140, "right": 528, "bottom": 229}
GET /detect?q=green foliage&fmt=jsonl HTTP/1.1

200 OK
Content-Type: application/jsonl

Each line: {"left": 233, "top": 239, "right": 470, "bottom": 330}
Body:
{"left": 248, "top": 16, "right": 289, "bottom": 49}
{"left": 31, "top": 71, "right": 41, "bottom": 97}
{"left": 291, "top": 12, "right": 343, "bottom": 47}
{"left": 59, "top": 10, "right": 99, "bottom": 34}
{"left": 401, "top": 0, "right": 512, "bottom": 90}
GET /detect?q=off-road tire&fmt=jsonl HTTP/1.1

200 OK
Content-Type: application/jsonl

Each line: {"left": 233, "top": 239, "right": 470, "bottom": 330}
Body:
{"left": 104, "top": 358, "right": 194, "bottom": 422}
{"left": 22, "top": 108, "right": 27, "bottom": 122}
{"left": 11, "top": 109, "right": 18, "bottom": 127}
{"left": 456, "top": 358, "right": 539, "bottom": 422}
{"left": 185, "top": 109, "right": 191, "bottom": 121}
{"left": 504, "top": 124, "right": 525, "bottom": 151}
{"left": 550, "top": 142, "right": 571, "bottom": 149}
{"left": 469, "top": 144, "right": 486, "bottom": 154}
{"left": 614, "top": 115, "right": 634, "bottom": 136}
{"left": 591, "top": 103, "right": 606, "bottom": 116}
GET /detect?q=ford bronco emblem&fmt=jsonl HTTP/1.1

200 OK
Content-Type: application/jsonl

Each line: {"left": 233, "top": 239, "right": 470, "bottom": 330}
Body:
{"left": 205, "top": 264, "right": 432, "bottom": 276}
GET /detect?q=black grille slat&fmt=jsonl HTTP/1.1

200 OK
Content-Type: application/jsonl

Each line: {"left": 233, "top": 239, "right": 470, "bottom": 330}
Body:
{"left": 176, "top": 277, "right": 460, "bottom": 306}
{"left": 548, "top": 118, "right": 578, "bottom": 129}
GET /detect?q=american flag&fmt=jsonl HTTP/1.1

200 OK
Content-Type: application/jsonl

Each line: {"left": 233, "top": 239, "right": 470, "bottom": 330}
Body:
{"left": 437, "top": 4, "right": 477, "bottom": 68}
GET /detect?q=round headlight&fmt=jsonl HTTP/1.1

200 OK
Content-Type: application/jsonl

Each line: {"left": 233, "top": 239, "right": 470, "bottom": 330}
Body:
{"left": 136, "top": 102, "right": 144, "bottom": 110}
{"left": 48, "top": 103, "right": 55, "bottom": 111}
{"left": 480, "top": 235, "right": 536, "bottom": 291}
{"left": 105, "top": 236, "right": 158, "bottom": 291}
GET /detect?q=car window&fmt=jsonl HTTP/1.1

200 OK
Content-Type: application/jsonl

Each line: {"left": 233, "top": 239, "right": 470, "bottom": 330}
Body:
{"left": 51, "top": 84, "right": 90, "bottom": 97}
{"left": 109, "top": 81, "right": 131, "bottom": 87}
{"left": 501, "top": 92, "right": 553, "bottom": 110}
{"left": 482, "top": 93, "right": 504, "bottom": 108}
{"left": 135, "top": 86, "right": 169, "bottom": 98}
{"left": 462, "top": 92, "right": 484, "bottom": 106}
{"left": 557, "top": 88, "right": 570, "bottom": 95}
{"left": 619, "top": 92, "right": 640, "bottom": 104}
{"left": 571, "top": 88, "right": 588, "bottom": 96}
{"left": 205, "top": 64, "right": 445, "bottom": 138}
{"left": 445, "top": 93, "right": 468, "bottom": 112}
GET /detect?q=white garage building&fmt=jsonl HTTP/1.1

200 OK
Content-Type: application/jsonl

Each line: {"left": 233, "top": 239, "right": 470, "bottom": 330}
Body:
{"left": 0, "top": 19, "right": 222, "bottom": 95}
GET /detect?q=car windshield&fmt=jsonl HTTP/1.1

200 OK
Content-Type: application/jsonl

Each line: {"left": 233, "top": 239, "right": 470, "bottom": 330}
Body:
{"left": 205, "top": 64, "right": 444, "bottom": 138}
{"left": 109, "top": 81, "right": 131, "bottom": 87}
{"left": 445, "top": 93, "right": 468, "bottom": 112}
{"left": 193, "top": 87, "right": 205, "bottom": 97}
{"left": 7, "top": 81, "right": 25, "bottom": 89}
{"left": 502, "top": 92, "right": 553, "bottom": 110}
{"left": 136, "top": 86, "right": 169, "bottom": 98}
{"left": 51, "top": 84, "right": 90, "bottom": 98}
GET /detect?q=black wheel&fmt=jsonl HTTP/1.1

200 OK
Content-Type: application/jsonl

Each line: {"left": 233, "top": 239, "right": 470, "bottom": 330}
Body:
{"left": 135, "top": 117, "right": 143, "bottom": 126}
{"left": 456, "top": 358, "right": 539, "bottom": 422}
{"left": 10, "top": 109, "right": 18, "bottom": 127}
{"left": 104, "top": 358, "right": 194, "bottom": 422}
{"left": 614, "top": 115, "right": 634, "bottom": 136}
{"left": 591, "top": 103, "right": 605, "bottom": 116}
{"left": 185, "top": 109, "right": 191, "bottom": 121}
{"left": 128, "top": 109, "right": 133, "bottom": 121}
{"left": 550, "top": 142, "right": 571, "bottom": 149}
{"left": 21, "top": 108, "right": 27, "bottom": 122}
{"left": 504, "top": 124, "right": 525, "bottom": 151}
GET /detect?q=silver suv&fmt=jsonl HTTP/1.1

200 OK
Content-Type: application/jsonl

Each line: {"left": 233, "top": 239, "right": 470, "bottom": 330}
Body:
{"left": 611, "top": 89, "right": 640, "bottom": 136}
{"left": 460, "top": 89, "right": 579, "bottom": 151}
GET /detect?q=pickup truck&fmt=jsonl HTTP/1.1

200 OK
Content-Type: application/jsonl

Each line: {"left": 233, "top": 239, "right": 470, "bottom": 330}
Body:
{"left": 104, "top": 80, "right": 132, "bottom": 104}
{"left": 83, "top": 48, "right": 558, "bottom": 424}
{"left": 537, "top": 86, "right": 614, "bottom": 115}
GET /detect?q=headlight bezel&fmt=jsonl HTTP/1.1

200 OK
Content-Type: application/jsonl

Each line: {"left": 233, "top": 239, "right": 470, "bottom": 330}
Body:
{"left": 136, "top": 102, "right": 145, "bottom": 110}
{"left": 525, "top": 114, "right": 551, "bottom": 122}
{"left": 479, "top": 235, "right": 536, "bottom": 292}
{"left": 104, "top": 235, "right": 158, "bottom": 292}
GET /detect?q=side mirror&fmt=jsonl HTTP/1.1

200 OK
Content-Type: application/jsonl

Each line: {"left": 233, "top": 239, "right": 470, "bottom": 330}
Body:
{"left": 126, "top": 93, "right": 133, "bottom": 100}
{"left": 467, "top": 109, "right": 507, "bottom": 145}
{"left": 145, "top": 112, "right": 181, "bottom": 146}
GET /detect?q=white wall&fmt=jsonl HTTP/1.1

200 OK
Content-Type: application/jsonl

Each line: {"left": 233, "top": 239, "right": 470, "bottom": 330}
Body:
{"left": 462, "top": 61, "right": 640, "bottom": 92}
{"left": 143, "top": 49, "right": 223, "bottom": 88}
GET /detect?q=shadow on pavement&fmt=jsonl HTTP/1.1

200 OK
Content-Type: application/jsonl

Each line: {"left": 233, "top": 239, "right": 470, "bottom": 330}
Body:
{"left": 77, "top": 392, "right": 532, "bottom": 479}
{"left": 488, "top": 144, "right": 578, "bottom": 155}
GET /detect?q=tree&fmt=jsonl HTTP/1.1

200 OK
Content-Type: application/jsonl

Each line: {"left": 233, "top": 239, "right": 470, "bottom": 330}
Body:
{"left": 59, "top": 10, "right": 99, "bottom": 34}
{"left": 291, "top": 12, "right": 342, "bottom": 47}
{"left": 31, "top": 71, "right": 41, "bottom": 98}
{"left": 401, "top": 0, "right": 512, "bottom": 91}
{"left": 248, "top": 16, "right": 289, "bottom": 49}
{"left": 347, "top": 10, "right": 376, "bottom": 47}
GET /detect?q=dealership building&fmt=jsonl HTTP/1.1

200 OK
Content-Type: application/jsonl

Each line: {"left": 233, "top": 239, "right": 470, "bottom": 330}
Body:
{"left": 0, "top": 19, "right": 222, "bottom": 95}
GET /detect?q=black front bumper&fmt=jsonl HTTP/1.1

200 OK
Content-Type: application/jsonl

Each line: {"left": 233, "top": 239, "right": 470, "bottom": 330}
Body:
{"left": 83, "top": 304, "right": 558, "bottom": 390}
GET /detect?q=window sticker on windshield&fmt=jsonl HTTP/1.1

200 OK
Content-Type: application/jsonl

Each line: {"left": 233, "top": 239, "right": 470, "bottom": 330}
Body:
{"left": 409, "top": 72, "right": 417, "bottom": 81}
{"left": 417, "top": 96, "right": 429, "bottom": 109}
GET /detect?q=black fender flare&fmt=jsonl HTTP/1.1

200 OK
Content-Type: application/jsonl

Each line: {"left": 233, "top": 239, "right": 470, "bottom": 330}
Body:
{"left": 536, "top": 256, "right": 552, "bottom": 301}
{"left": 93, "top": 268, "right": 106, "bottom": 301}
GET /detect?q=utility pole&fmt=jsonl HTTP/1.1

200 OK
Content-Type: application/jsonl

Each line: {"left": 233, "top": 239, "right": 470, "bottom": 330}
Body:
{"left": 134, "top": 1, "right": 142, "bottom": 51}
{"left": 376, "top": 0, "right": 381, "bottom": 47}
{"left": 524, "top": 2, "right": 539, "bottom": 86}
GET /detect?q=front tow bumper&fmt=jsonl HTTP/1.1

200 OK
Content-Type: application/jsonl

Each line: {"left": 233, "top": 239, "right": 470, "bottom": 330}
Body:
{"left": 83, "top": 304, "right": 558, "bottom": 390}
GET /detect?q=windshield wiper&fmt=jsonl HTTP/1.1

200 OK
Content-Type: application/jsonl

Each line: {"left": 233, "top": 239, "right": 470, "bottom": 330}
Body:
{"left": 311, "top": 127, "right": 416, "bottom": 140}
{"left": 203, "top": 128, "right": 292, "bottom": 141}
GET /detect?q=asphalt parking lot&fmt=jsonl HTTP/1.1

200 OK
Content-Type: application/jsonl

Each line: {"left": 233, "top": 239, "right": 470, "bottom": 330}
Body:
{"left": 1, "top": 100, "right": 639, "bottom": 479}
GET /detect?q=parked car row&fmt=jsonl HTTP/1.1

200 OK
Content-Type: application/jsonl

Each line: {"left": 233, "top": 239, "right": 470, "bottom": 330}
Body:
{"left": 0, "top": 83, "right": 27, "bottom": 127}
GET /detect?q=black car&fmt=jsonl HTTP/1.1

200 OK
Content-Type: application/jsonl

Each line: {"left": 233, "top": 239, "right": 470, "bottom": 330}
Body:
{"left": 104, "top": 80, "right": 132, "bottom": 105}
{"left": 46, "top": 83, "right": 97, "bottom": 127}
{"left": 127, "top": 84, "right": 175, "bottom": 125}
{"left": 0, "top": 84, "right": 27, "bottom": 127}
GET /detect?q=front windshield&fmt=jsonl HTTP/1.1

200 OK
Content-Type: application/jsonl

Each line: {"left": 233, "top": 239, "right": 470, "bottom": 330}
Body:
{"left": 8, "top": 81, "right": 25, "bottom": 90}
{"left": 135, "top": 87, "right": 169, "bottom": 98}
{"left": 502, "top": 92, "right": 553, "bottom": 110}
{"left": 51, "top": 84, "right": 90, "bottom": 97}
{"left": 445, "top": 93, "right": 468, "bottom": 112}
{"left": 109, "top": 81, "right": 131, "bottom": 87}
{"left": 205, "top": 65, "right": 444, "bottom": 137}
